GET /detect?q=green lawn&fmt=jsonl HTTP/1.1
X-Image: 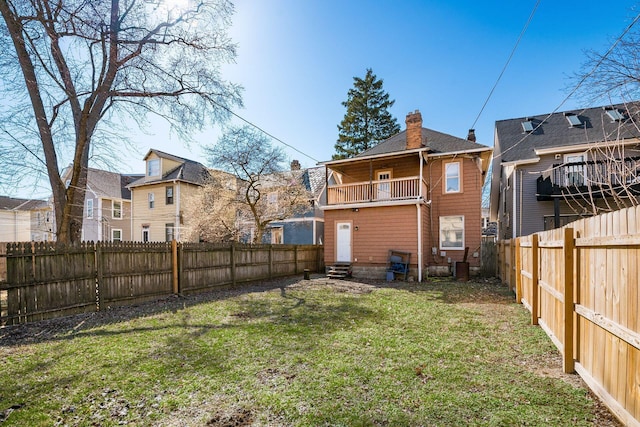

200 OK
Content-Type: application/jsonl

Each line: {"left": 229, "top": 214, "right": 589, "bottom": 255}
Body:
{"left": 0, "top": 277, "right": 614, "bottom": 426}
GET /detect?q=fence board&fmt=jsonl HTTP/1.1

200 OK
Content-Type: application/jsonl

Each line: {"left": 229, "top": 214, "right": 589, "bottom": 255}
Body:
{"left": 498, "top": 205, "right": 640, "bottom": 426}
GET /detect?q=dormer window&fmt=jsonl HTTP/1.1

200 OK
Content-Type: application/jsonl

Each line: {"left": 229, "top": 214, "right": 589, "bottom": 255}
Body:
{"left": 147, "top": 159, "right": 160, "bottom": 177}
{"left": 605, "top": 108, "right": 624, "bottom": 122}
{"left": 521, "top": 120, "right": 534, "bottom": 132}
{"left": 565, "top": 113, "right": 582, "bottom": 127}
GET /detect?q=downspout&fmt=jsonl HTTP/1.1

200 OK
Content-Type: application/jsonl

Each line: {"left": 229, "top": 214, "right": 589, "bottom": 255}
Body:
{"left": 512, "top": 167, "right": 517, "bottom": 239}
{"left": 416, "top": 151, "right": 425, "bottom": 282}
{"left": 519, "top": 170, "right": 523, "bottom": 237}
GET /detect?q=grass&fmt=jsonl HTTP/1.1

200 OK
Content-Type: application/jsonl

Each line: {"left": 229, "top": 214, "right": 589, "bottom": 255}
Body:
{"left": 0, "top": 277, "right": 608, "bottom": 426}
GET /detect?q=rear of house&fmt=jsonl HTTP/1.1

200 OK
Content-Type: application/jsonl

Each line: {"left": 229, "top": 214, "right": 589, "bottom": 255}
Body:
{"left": 323, "top": 110, "right": 491, "bottom": 280}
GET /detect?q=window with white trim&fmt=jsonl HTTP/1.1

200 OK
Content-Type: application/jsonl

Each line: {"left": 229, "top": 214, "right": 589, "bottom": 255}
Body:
{"left": 148, "top": 192, "right": 155, "bottom": 209}
{"left": 112, "top": 229, "right": 122, "bottom": 242}
{"left": 112, "top": 201, "right": 122, "bottom": 219}
{"left": 271, "top": 227, "right": 283, "bottom": 244}
{"left": 86, "top": 199, "right": 94, "bottom": 218}
{"left": 440, "top": 215, "right": 465, "bottom": 250}
{"left": 147, "top": 159, "right": 160, "bottom": 177}
{"left": 444, "top": 161, "right": 461, "bottom": 193}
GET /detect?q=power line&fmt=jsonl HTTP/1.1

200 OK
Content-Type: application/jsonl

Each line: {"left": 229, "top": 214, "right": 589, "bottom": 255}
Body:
{"left": 496, "top": 11, "right": 640, "bottom": 161}
{"left": 471, "top": 0, "right": 541, "bottom": 130}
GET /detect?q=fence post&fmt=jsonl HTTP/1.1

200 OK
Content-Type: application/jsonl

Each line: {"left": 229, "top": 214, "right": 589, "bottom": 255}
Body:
{"left": 531, "top": 234, "right": 539, "bottom": 326}
{"left": 515, "top": 238, "right": 522, "bottom": 302}
{"left": 230, "top": 242, "right": 236, "bottom": 286}
{"left": 171, "top": 240, "right": 179, "bottom": 294}
{"left": 95, "top": 242, "right": 103, "bottom": 312}
{"left": 563, "top": 227, "right": 575, "bottom": 373}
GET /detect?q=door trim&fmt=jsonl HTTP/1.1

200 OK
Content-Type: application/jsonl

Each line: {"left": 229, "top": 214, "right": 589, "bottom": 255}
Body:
{"left": 335, "top": 220, "right": 352, "bottom": 263}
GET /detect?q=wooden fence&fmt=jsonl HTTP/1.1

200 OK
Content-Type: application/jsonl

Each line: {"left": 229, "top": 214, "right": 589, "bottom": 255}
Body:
{"left": 498, "top": 206, "right": 640, "bottom": 426}
{"left": 0, "top": 241, "right": 324, "bottom": 326}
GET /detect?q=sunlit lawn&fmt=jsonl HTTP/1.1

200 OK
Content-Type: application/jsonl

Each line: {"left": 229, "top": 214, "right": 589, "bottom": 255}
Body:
{"left": 0, "top": 277, "right": 607, "bottom": 426}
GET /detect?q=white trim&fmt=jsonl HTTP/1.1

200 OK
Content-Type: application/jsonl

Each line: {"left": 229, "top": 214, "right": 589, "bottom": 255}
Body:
{"left": 111, "top": 228, "right": 122, "bottom": 242}
{"left": 416, "top": 204, "right": 422, "bottom": 282}
{"left": 322, "top": 147, "right": 429, "bottom": 166}
{"left": 501, "top": 157, "right": 540, "bottom": 167}
{"left": 175, "top": 181, "right": 181, "bottom": 241}
{"left": 439, "top": 215, "right": 465, "bottom": 250}
{"left": 534, "top": 137, "right": 640, "bottom": 155}
{"left": 512, "top": 169, "right": 517, "bottom": 239}
{"left": 321, "top": 198, "right": 427, "bottom": 211}
{"left": 97, "top": 198, "right": 103, "bottom": 241}
{"left": 271, "top": 217, "right": 325, "bottom": 223}
{"left": 426, "top": 146, "right": 492, "bottom": 159}
{"left": 112, "top": 200, "right": 122, "bottom": 219}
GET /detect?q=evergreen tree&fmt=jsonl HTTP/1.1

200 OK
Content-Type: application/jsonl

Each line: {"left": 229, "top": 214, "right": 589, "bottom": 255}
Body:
{"left": 333, "top": 69, "right": 400, "bottom": 159}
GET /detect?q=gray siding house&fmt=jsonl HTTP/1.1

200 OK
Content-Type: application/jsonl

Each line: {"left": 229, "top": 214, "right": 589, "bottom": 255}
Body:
{"left": 490, "top": 102, "right": 640, "bottom": 240}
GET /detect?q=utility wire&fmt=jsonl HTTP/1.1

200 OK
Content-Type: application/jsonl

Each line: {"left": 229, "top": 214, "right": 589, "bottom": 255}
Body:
{"left": 496, "top": 11, "right": 640, "bottom": 161}
{"left": 470, "top": 0, "right": 541, "bottom": 130}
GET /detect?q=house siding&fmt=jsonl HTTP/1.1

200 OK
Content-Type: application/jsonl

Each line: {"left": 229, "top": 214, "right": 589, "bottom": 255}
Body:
{"left": 100, "top": 198, "right": 132, "bottom": 241}
{"left": 325, "top": 205, "right": 419, "bottom": 270}
{"left": 131, "top": 181, "right": 200, "bottom": 242}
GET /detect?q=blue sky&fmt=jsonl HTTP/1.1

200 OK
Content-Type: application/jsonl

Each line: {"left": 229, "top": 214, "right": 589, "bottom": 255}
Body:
{"left": 9, "top": 0, "right": 640, "bottom": 198}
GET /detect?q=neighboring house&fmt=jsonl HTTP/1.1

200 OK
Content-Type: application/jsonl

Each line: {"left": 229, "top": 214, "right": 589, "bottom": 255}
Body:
{"left": 490, "top": 102, "right": 640, "bottom": 240}
{"left": 0, "top": 196, "right": 52, "bottom": 242}
{"left": 60, "top": 166, "right": 141, "bottom": 242}
{"left": 128, "top": 149, "right": 211, "bottom": 242}
{"left": 263, "top": 162, "right": 326, "bottom": 245}
{"left": 321, "top": 110, "right": 492, "bottom": 280}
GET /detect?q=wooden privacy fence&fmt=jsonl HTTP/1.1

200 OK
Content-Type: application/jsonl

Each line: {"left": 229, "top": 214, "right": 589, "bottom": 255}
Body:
{"left": 0, "top": 241, "right": 323, "bottom": 326}
{"left": 498, "top": 206, "right": 640, "bottom": 426}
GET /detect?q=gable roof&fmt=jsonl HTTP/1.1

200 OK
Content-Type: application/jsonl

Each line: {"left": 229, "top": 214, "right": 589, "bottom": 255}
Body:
{"left": 357, "top": 128, "right": 489, "bottom": 158}
{"left": 301, "top": 166, "right": 326, "bottom": 198}
{"left": 86, "top": 168, "right": 142, "bottom": 200}
{"left": 0, "top": 196, "right": 48, "bottom": 211}
{"left": 494, "top": 102, "right": 640, "bottom": 164}
{"left": 128, "top": 149, "right": 211, "bottom": 188}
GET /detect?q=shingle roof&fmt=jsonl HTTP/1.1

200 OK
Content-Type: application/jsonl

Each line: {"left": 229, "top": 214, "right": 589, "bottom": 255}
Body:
{"left": 87, "top": 169, "right": 142, "bottom": 200}
{"left": 0, "top": 196, "right": 48, "bottom": 210}
{"left": 301, "top": 166, "right": 325, "bottom": 198}
{"left": 128, "top": 150, "right": 210, "bottom": 188}
{"left": 356, "top": 128, "right": 489, "bottom": 158}
{"left": 495, "top": 102, "right": 640, "bottom": 163}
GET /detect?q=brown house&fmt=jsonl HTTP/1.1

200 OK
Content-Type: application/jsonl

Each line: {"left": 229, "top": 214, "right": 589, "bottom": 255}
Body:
{"left": 322, "top": 110, "right": 492, "bottom": 280}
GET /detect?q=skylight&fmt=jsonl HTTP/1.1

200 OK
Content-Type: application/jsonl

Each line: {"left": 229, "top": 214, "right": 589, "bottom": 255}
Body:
{"left": 605, "top": 109, "right": 624, "bottom": 121}
{"left": 565, "top": 114, "right": 582, "bottom": 127}
{"left": 521, "top": 120, "right": 534, "bottom": 132}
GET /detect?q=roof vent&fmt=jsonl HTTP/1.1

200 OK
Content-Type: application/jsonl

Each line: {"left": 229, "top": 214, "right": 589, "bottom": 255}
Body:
{"left": 564, "top": 113, "right": 582, "bottom": 127}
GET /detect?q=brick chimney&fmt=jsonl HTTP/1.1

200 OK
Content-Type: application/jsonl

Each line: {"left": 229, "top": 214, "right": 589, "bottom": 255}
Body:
{"left": 290, "top": 159, "right": 301, "bottom": 171}
{"left": 467, "top": 129, "right": 476, "bottom": 142}
{"left": 405, "top": 110, "right": 423, "bottom": 150}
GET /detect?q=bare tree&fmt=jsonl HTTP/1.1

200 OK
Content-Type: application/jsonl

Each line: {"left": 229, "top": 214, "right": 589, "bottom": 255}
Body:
{"left": 0, "top": 0, "right": 242, "bottom": 243}
{"left": 205, "top": 125, "right": 311, "bottom": 244}
{"left": 181, "top": 170, "right": 239, "bottom": 243}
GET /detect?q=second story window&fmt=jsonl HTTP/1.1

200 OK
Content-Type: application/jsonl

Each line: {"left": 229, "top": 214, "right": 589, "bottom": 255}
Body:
{"left": 147, "top": 159, "right": 160, "bottom": 177}
{"left": 86, "top": 199, "right": 94, "bottom": 218}
{"left": 113, "top": 201, "right": 122, "bottom": 219}
{"left": 166, "top": 186, "right": 174, "bottom": 205}
{"left": 444, "top": 161, "right": 461, "bottom": 193}
{"left": 148, "top": 192, "right": 155, "bottom": 209}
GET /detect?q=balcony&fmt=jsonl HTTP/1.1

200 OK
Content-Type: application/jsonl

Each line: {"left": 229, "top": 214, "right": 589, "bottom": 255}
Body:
{"left": 327, "top": 176, "right": 427, "bottom": 205}
{"left": 537, "top": 157, "right": 640, "bottom": 200}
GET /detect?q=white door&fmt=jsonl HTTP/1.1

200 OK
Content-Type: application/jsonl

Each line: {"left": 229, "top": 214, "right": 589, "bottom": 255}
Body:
{"left": 377, "top": 171, "right": 391, "bottom": 200}
{"left": 336, "top": 222, "right": 352, "bottom": 262}
{"left": 564, "top": 153, "right": 586, "bottom": 186}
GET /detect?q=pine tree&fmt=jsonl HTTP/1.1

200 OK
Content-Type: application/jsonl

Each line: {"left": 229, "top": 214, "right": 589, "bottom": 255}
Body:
{"left": 333, "top": 69, "right": 400, "bottom": 159}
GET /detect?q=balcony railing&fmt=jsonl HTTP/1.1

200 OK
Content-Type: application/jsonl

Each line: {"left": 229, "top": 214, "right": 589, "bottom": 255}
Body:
{"left": 537, "top": 157, "right": 640, "bottom": 200}
{"left": 327, "top": 176, "right": 427, "bottom": 205}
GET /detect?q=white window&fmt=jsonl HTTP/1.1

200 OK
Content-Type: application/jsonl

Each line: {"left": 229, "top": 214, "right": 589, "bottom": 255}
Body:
{"left": 112, "top": 201, "right": 122, "bottom": 219}
{"left": 271, "top": 227, "right": 283, "bottom": 244}
{"left": 148, "top": 192, "right": 155, "bottom": 209}
{"left": 86, "top": 199, "right": 94, "bottom": 218}
{"left": 166, "top": 186, "right": 174, "bottom": 205}
{"left": 112, "top": 229, "right": 122, "bottom": 242}
{"left": 444, "top": 162, "right": 461, "bottom": 193}
{"left": 165, "top": 223, "right": 174, "bottom": 242}
{"left": 440, "top": 215, "right": 465, "bottom": 250}
{"left": 147, "top": 159, "right": 160, "bottom": 177}
{"left": 142, "top": 226, "right": 150, "bottom": 242}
